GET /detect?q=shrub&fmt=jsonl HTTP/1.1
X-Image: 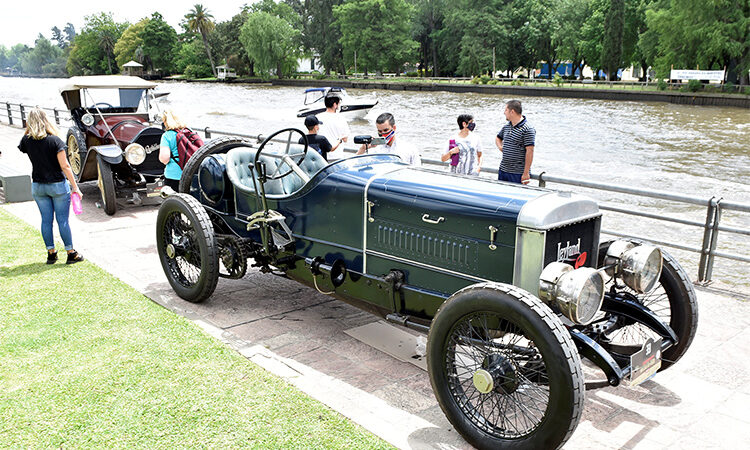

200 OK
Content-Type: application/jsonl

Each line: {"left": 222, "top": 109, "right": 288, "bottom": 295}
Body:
{"left": 511, "top": 79, "right": 523, "bottom": 86}
{"left": 744, "top": 86, "right": 750, "bottom": 96}
{"left": 553, "top": 73, "right": 564, "bottom": 87}
{"left": 405, "top": 71, "right": 418, "bottom": 77}
{"left": 471, "top": 76, "right": 481, "bottom": 84}
{"left": 184, "top": 64, "right": 213, "bottom": 79}
{"left": 487, "top": 79, "right": 499, "bottom": 85}
{"left": 314, "top": 72, "right": 327, "bottom": 80}
{"left": 687, "top": 79, "right": 703, "bottom": 92}
{"left": 723, "top": 82, "right": 735, "bottom": 93}
{"left": 479, "top": 74, "right": 491, "bottom": 84}
{"left": 657, "top": 79, "right": 668, "bottom": 91}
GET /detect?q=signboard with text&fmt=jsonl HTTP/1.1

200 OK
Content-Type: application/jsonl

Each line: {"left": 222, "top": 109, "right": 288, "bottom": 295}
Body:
{"left": 670, "top": 69, "right": 725, "bottom": 81}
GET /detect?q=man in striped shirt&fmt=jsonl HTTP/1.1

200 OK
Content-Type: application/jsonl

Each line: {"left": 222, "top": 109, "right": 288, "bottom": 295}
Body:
{"left": 495, "top": 100, "right": 535, "bottom": 184}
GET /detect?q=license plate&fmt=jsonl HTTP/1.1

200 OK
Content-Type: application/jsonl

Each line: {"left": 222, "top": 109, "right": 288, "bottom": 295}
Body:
{"left": 146, "top": 179, "right": 165, "bottom": 198}
{"left": 628, "top": 337, "right": 663, "bottom": 385}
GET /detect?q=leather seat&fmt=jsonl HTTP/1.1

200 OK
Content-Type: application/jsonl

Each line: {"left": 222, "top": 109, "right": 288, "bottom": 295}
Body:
{"left": 225, "top": 146, "right": 327, "bottom": 198}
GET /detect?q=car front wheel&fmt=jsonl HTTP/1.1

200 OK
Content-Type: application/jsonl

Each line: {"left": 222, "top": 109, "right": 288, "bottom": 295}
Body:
{"left": 96, "top": 155, "right": 117, "bottom": 216}
{"left": 427, "top": 283, "right": 584, "bottom": 450}
{"left": 66, "top": 127, "right": 86, "bottom": 178}
{"left": 156, "top": 193, "right": 219, "bottom": 302}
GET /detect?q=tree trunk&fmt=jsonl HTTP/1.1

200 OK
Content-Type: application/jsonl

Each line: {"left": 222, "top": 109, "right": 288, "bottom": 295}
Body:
{"left": 201, "top": 32, "right": 216, "bottom": 76}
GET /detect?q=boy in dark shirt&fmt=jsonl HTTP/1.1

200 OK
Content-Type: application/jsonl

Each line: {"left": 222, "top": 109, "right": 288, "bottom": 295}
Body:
{"left": 299, "top": 115, "right": 340, "bottom": 161}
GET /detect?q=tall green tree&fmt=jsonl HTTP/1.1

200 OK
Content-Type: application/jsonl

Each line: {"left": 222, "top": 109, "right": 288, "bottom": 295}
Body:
{"left": 334, "top": 0, "right": 418, "bottom": 75}
{"left": 114, "top": 18, "right": 149, "bottom": 69}
{"left": 411, "top": 0, "right": 445, "bottom": 76}
{"left": 302, "top": 0, "right": 345, "bottom": 75}
{"left": 185, "top": 4, "right": 217, "bottom": 76}
{"left": 0, "top": 46, "right": 7, "bottom": 71}
{"left": 140, "top": 12, "right": 178, "bottom": 74}
{"left": 20, "top": 34, "right": 63, "bottom": 75}
{"left": 642, "top": 0, "right": 749, "bottom": 84}
{"left": 209, "top": 10, "right": 253, "bottom": 75}
{"left": 67, "top": 14, "right": 127, "bottom": 75}
{"left": 87, "top": 12, "right": 127, "bottom": 74}
{"left": 553, "top": 0, "right": 594, "bottom": 79}
{"left": 601, "top": 0, "right": 625, "bottom": 80}
{"left": 240, "top": 11, "right": 301, "bottom": 79}
{"left": 579, "top": 0, "right": 608, "bottom": 78}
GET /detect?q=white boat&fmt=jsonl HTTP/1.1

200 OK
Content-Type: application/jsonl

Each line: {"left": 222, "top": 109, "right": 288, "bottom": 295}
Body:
{"left": 296, "top": 87, "right": 377, "bottom": 120}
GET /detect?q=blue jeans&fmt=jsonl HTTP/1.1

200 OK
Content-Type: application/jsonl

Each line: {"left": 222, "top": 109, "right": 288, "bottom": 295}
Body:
{"left": 498, "top": 170, "right": 523, "bottom": 183}
{"left": 31, "top": 180, "right": 73, "bottom": 251}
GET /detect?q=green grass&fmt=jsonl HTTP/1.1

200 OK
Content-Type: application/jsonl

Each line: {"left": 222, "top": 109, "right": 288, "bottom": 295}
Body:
{"left": 0, "top": 209, "right": 392, "bottom": 449}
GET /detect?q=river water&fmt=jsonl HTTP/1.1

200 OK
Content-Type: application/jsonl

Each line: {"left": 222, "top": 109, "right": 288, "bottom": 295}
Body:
{"left": 1, "top": 77, "right": 748, "bottom": 290}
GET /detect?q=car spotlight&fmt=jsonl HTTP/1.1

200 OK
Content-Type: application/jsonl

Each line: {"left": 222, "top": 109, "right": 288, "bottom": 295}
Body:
{"left": 81, "top": 113, "right": 95, "bottom": 126}
{"left": 604, "top": 240, "right": 662, "bottom": 294}
{"left": 125, "top": 143, "right": 146, "bottom": 165}
{"left": 539, "top": 262, "right": 604, "bottom": 325}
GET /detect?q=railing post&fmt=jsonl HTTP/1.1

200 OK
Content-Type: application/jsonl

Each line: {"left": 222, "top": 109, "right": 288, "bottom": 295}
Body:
{"left": 537, "top": 171, "right": 546, "bottom": 188}
{"left": 53, "top": 108, "right": 60, "bottom": 125}
{"left": 697, "top": 197, "right": 717, "bottom": 283}
{"left": 204, "top": 127, "right": 212, "bottom": 139}
{"left": 6, "top": 102, "right": 13, "bottom": 125}
{"left": 705, "top": 199, "right": 723, "bottom": 282}
{"left": 20, "top": 104, "right": 26, "bottom": 128}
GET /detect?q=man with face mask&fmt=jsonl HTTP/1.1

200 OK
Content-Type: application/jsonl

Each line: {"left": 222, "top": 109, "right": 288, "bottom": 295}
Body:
{"left": 356, "top": 112, "right": 421, "bottom": 166}
{"left": 441, "top": 113, "right": 482, "bottom": 176}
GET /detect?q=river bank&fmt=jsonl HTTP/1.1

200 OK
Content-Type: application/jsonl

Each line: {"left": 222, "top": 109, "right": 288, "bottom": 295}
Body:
{"left": 270, "top": 78, "right": 750, "bottom": 108}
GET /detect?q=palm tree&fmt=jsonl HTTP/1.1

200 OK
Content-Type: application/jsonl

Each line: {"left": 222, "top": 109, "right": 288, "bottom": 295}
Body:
{"left": 185, "top": 4, "right": 216, "bottom": 76}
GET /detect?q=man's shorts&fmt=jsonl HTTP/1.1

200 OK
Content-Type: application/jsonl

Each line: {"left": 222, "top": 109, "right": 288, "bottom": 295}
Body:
{"left": 498, "top": 170, "right": 523, "bottom": 184}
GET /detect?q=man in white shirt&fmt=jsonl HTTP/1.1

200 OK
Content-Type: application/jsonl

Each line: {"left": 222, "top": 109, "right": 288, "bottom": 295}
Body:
{"left": 356, "top": 112, "right": 422, "bottom": 166}
{"left": 317, "top": 95, "right": 350, "bottom": 148}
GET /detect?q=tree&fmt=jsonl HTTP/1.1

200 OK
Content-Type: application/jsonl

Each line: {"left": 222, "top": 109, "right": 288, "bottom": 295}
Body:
{"left": 174, "top": 39, "right": 213, "bottom": 78}
{"left": 185, "top": 4, "right": 217, "bottom": 76}
{"left": 553, "top": 0, "right": 594, "bottom": 79}
{"left": 411, "top": 0, "right": 446, "bottom": 76}
{"left": 301, "top": 0, "right": 345, "bottom": 75}
{"left": 334, "top": 0, "right": 418, "bottom": 75}
{"left": 64, "top": 23, "right": 77, "bottom": 44}
{"left": 642, "top": 0, "right": 749, "bottom": 85}
{"left": 579, "top": 0, "right": 608, "bottom": 78}
{"left": 140, "top": 13, "right": 178, "bottom": 74}
{"left": 20, "top": 34, "right": 63, "bottom": 75}
{"left": 240, "top": 11, "right": 301, "bottom": 79}
{"left": 86, "top": 12, "right": 127, "bottom": 74}
{"left": 601, "top": 0, "right": 625, "bottom": 80}
{"left": 114, "top": 19, "right": 149, "bottom": 69}
{"left": 209, "top": 10, "right": 253, "bottom": 75}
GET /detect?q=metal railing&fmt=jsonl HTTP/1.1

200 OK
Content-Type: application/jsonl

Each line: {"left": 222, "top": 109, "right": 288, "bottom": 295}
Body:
{"left": 2, "top": 102, "right": 748, "bottom": 283}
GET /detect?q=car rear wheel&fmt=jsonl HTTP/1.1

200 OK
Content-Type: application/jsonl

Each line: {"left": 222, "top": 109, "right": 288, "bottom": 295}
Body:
{"left": 66, "top": 127, "right": 86, "bottom": 177}
{"left": 178, "top": 136, "right": 256, "bottom": 194}
{"left": 427, "top": 283, "right": 584, "bottom": 450}
{"left": 156, "top": 193, "right": 219, "bottom": 302}
{"left": 96, "top": 154, "right": 117, "bottom": 216}
{"left": 593, "top": 241, "right": 698, "bottom": 371}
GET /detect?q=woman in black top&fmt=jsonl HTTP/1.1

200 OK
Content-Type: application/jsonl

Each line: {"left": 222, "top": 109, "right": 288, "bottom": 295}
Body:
{"left": 18, "top": 108, "right": 84, "bottom": 264}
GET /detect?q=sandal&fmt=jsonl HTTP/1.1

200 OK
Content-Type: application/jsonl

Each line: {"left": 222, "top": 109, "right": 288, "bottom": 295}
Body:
{"left": 46, "top": 251, "right": 58, "bottom": 265}
{"left": 66, "top": 251, "right": 85, "bottom": 265}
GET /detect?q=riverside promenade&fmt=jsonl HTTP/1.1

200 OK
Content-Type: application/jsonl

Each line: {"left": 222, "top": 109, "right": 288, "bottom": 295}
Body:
{"left": 1, "top": 122, "right": 749, "bottom": 449}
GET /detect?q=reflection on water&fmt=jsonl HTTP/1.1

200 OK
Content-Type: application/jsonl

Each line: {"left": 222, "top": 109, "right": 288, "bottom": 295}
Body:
{"left": 1, "top": 77, "right": 748, "bottom": 289}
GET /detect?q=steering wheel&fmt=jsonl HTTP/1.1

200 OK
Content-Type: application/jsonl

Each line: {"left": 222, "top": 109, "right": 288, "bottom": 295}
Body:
{"left": 254, "top": 128, "right": 308, "bottom": 180}
{"left": 92, "top": 102, "right": 114, "bottom": 109}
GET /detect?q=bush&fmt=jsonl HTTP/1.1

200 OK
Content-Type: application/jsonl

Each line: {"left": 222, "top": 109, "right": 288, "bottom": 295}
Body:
{"left": 723, "top": 82, "right": 735, "bottom": 93}
{"left": 553, "top": 73, "right": 564, "bottom": 87}
{"left": 511, "top": 79, "right": 524, "bottom": 86}
{"left": 487, "top": 79, "right": 499, "bottom": 85}
{"left": 314, "top": 72, "right": 327, "bottom": 80}
{"left": 687, "top": 79, "right": 703, "bottom": 92}
{"left": 471, "top": 76, "right": 481, "bottom": 84}
{"left": 184, "top": 64, "right": 213, "bottom": 79}
{"left": 744, "top": 86, "right": 750, "bottom": 96}
{"left": 657, "top": 79, "right": 668, "bottom": 91}
{"left": 479, "top": 74, "right": 491, "bottom": 84}
{"left": 405, "top": 71, "right": 418, "bottom": 77}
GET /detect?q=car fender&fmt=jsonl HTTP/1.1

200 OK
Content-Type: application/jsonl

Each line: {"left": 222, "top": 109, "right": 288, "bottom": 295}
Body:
{"left": 89, "top": 144, "right": 123, "bottom": 165}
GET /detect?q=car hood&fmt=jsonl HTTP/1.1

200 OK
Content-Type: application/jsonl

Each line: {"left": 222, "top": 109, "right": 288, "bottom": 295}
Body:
{"left": 91, "top": 115, "right": 150, "bottom": 144}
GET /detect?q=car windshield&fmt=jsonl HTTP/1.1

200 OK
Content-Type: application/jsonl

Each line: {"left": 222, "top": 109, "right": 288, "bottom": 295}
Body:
{"left": 82, "top": 88, "right": 149, "bottom": 111}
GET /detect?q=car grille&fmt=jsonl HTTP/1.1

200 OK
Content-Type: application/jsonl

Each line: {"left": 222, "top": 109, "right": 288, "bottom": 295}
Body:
{"left": 542, "top": 217, "right": 601, "bottom": 268}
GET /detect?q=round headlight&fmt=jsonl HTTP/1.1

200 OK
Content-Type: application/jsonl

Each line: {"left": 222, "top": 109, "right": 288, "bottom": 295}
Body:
{"left": 81, "top": 113, "right": 95, "bottom": 126}
{"left": 621, "top": 245, "right": 662, "bottom": 293}
{"left": 125, "top": 143, "right": 146, "bottom": 165}
{"left": 539, "top": 263, "right": 604, "bottom": 325}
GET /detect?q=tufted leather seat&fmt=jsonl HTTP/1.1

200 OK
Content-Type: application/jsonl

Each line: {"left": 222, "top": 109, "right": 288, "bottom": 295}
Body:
{"left": 225, "top": 146, "right": 327, "bottom": 198}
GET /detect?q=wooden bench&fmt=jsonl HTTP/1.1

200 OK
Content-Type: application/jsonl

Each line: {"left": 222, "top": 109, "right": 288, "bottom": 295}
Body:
{"left": 0, "top": 163, "right": 32, "bottom": 203}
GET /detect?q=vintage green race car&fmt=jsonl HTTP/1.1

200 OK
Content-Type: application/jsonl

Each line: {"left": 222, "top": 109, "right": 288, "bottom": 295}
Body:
{"left": 155, "top": 128, "right": 698, "bottom": 450}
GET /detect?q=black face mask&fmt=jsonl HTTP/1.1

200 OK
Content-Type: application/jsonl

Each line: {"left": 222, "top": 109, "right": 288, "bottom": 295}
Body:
{"left": 467, "top": 122, "right": 476, "bottom": 131}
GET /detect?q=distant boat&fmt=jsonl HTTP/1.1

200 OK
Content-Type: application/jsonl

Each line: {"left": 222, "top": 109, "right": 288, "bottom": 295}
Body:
{"left": 297, "top": 87, "right": 377, "bottom": 120}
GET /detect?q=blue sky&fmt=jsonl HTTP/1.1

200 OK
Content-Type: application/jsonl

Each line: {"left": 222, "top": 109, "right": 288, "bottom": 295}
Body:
{"left": 1, "top": 1, "right": 255, "bottom": 48}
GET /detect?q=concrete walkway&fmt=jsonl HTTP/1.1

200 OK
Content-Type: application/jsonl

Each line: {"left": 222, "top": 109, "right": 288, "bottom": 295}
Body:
{"left": 2, "top": 123, "right": 749, "bottom": 449}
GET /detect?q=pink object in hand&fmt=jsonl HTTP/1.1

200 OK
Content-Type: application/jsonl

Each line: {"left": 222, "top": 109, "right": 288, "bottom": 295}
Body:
{"left": 449, "top": 139, "right": 459, "bottom": 166}
{"left": 71, "top": 192, "right": 83, "bottom": 215}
